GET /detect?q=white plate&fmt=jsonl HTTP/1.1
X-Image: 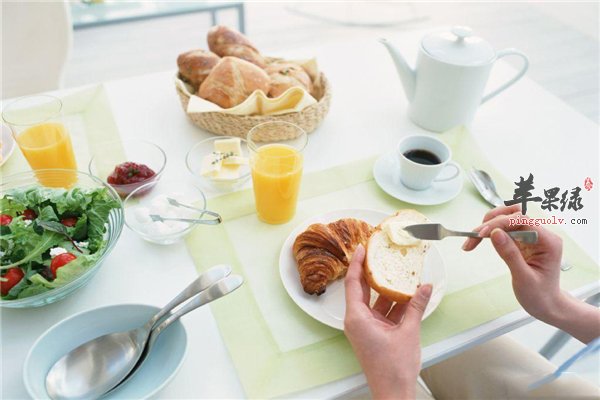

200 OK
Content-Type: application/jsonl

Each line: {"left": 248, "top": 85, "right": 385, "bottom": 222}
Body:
{"left": 373, "top": 151, "right": 463, "bottom": 206}
{"left": 279, "top": 209, "right": 447, "bottom": 330}
{"left": 24, "top": 304, "right": 187, "bottom": 399}
{"left": 1, "top": 124, "right": 16, "bottom": 167}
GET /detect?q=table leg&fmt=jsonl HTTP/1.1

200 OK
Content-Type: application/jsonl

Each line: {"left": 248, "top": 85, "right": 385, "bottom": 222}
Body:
{"left": 237, "top": 4, "right": 245, "bottom": 33}
{"left": 539, "top": 292, "right": 600, "bottom": 360}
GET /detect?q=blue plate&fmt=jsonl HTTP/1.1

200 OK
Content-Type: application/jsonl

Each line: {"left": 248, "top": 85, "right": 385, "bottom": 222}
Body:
{"left": 24, "top": 304, "right": 187, "bottom": 399}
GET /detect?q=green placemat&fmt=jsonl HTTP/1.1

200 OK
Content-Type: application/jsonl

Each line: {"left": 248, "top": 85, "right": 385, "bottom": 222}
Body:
{"left": 186, "top": 127, "right": 598, "bottom": 398}
{"left": 1, "top": 85, "right": 123, "bottom": 178}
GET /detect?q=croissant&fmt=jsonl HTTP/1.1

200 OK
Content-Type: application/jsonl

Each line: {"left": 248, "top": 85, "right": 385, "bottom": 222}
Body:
{"left": 293, "top": 218, "right": 374, "bottom": 295}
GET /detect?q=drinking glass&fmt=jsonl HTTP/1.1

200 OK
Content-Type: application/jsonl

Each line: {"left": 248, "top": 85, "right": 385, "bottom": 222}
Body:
{"left": 247, "top": 122, "right": 307, "bottom": 224}
{"left": 2, "top": 95, "right": 77, "bottom": 187}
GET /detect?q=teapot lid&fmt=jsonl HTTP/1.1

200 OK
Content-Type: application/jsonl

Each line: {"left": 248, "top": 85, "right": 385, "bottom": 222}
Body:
{"left": 422, "top": 26, "right": 495, "bottom": 66}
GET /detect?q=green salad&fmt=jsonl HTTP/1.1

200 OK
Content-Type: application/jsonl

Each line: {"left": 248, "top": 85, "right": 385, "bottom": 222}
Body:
{"left": 0, "top": 187, "right": 120, "bottom": 300}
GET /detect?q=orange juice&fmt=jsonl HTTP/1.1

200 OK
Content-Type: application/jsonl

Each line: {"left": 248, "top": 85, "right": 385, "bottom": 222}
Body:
{"left": 16, "top": 122, "right": 77, "bottom": 187}
{"left": 251, "top": 144, "right": 303, "bottom": 224}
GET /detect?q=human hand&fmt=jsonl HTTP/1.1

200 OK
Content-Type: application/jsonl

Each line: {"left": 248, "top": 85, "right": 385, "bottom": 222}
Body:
{"left": 462, "top": 205, "right": 565, "bottom": 324}
{"left": 344, "top": 244, "right": 432, "bottom": 399}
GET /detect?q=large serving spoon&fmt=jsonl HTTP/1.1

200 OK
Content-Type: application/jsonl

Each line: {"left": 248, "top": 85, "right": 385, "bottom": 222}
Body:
{"left": 45, "top": 264, "right": 232, "bottom": 400}
{"left": 104, "top": 274, "right": 244, "bottom": 396}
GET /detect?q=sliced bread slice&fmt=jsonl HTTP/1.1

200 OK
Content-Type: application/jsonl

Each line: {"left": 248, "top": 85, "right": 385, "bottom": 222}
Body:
{"left": 364, "top": 209, "right": 430, "bottom": 304}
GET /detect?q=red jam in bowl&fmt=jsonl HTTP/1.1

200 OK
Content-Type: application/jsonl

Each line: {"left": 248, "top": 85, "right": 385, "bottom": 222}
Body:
{"left": 107, "top": 162, "right": 157, "bottom": 197}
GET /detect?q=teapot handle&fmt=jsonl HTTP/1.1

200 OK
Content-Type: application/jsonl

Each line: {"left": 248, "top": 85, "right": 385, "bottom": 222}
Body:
{"left": 481, "top": 48, "right": 529, "bottom": 104}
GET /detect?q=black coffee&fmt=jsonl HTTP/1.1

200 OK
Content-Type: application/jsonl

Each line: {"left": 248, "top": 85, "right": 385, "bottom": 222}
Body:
{"left": 403, "top": 149, "right": 441, "bottom": 165}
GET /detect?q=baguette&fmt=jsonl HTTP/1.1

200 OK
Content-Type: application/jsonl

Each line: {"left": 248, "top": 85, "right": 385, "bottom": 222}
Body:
{"left": 364, "top": 210, "right": 430, "bottom": 304}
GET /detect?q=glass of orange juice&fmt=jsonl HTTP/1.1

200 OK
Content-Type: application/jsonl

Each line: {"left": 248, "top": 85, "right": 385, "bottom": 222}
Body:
{"left": 248, "top": 122, "right": 307, "bottom": 224}
{"left": 2, "top": 95, "right": 77, "bottom": 187}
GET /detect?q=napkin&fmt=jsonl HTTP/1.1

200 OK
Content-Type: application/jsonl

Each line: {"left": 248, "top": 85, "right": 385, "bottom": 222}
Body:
{"left": 177, "top": 58, "right": 320, "bottom": 116}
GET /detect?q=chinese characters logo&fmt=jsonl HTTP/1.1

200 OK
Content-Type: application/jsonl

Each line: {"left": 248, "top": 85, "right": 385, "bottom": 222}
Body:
{"left": 504, "top": 173, "right": 587, "bottom": 215}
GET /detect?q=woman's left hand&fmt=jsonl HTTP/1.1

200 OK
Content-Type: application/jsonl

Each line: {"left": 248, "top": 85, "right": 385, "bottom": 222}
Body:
{"left": 344, "top": 244, "right": 432, "bottom": 399}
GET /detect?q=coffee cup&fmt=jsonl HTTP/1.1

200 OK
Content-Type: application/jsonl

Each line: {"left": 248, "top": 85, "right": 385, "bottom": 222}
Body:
{"left": 397, "top": 135, "right": 460, "bottom": 191}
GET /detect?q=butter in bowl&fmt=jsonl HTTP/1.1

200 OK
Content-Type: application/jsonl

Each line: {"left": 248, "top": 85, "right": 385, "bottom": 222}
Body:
{"left": 186, "top": 136, "right": 251, "bottom": 192}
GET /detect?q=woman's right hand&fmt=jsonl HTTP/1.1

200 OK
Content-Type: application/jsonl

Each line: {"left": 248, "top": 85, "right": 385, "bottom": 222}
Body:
{"left": 463, "top": 205, "right": 564, "bottom": 322}
{"left": 463, "top": 205, "right": 600, "bottom": 343}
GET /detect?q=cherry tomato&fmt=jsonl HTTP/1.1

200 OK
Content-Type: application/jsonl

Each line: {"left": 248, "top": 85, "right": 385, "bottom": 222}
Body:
{"left": 50, "top": 253, "right": 77, "bottom": 278}
{"left": 23, "top": 209, "right": 37, "bottom": 220}
{"left": 60, "top": 217, "right": 78, "bottom": 227}
{"left": 1, "top": 268, "right": 24, "bottom": 296}
{"left": 0, "top": 214, "right": 13, "bottom": 226}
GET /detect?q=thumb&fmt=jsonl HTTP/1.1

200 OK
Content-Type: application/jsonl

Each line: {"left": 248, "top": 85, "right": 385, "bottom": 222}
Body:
{"left": 490, "top": 228, "right": 529, "bottom": 278}
{"left": 401, "top": 284, "right": 432, "bottom": 330}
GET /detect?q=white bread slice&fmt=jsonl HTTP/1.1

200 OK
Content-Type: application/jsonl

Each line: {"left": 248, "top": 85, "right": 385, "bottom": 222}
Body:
{"left": 364, "top": 210, "right": 430, "bottom": 304}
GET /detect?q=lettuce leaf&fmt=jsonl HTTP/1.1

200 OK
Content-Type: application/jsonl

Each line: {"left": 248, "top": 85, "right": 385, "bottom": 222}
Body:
{"left": 0, "top": 197, "right": 25, "bottom": 216}
{"left": 0, "top": 225, "right": 62, "bottom": 269}
{"left": 27, "top": 251, "right": 102, "bottom": 290}
{"left": 86, "top": 190, "right": 119, "bottom": 252}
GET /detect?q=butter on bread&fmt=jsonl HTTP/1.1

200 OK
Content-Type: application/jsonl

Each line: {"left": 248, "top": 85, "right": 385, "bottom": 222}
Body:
{"left": 364, "top": 210, "right": 430, "bottom": 304}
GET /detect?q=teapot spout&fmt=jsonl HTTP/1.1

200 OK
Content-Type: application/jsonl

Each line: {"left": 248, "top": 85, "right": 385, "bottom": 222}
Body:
{"left": 379, "top": 38, "right": 416, "bottom": 102}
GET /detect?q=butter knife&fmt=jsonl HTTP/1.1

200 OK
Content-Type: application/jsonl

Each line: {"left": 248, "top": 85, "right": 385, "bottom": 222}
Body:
{"left": 404, "top": 223, "right": 538, "bottom": 244}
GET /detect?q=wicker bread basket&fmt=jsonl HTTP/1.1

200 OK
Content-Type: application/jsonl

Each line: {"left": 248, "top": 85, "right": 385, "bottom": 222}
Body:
{"left": 175, "top": 72, "right": 331, "bottom": 141}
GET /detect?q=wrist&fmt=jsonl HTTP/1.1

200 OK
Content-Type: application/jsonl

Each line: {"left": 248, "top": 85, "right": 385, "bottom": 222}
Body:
{"left": 542, "top": 291, "right": 574, "bottom": 327}
{"left": 368, "top": 374, "right": 416, "bottom": 399}
{"left": 543, "top": 291, "right": 600, "bottom": 343}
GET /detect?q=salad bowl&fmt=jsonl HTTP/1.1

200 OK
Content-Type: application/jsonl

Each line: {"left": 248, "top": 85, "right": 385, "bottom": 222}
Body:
{"left": 0, "top": 169, "right": 124, "bottom": 308}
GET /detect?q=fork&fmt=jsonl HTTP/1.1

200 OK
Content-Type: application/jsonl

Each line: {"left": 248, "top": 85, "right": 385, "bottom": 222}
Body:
{"left": 404, "top": 223, "right": 539, "bottom": 244}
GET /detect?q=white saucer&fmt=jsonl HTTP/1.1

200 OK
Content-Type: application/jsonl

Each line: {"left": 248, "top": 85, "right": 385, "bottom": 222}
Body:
{"left": 279, "top": 208, "right": 447, "bottom": 330}
{"left": 373, "top": 152, "right": 463, "bottom": 206}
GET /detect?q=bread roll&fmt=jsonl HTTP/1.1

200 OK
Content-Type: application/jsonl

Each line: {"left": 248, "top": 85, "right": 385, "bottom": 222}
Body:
{"left": 364, "top": 210, "right": 431, "bottom": 304}
{"left": 198, "top": 56, "right": 270, "bottom": 109}
{"left": 265, "top": 62, "right": 313, "bottom": 98}
{"left": 177, "top": 49, "right": 220, "bottom": 89}
{"left": 207, "top": 25, "right": 266, "bottom": 68}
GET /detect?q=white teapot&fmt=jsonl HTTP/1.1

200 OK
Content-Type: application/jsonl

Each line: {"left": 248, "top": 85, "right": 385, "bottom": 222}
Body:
{"left": 380, "top": 26, "right": 529, "bottom": 132}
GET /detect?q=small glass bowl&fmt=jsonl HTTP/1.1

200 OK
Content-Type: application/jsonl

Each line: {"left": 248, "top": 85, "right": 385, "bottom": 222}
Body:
{"left": 124, "top": 180, "right": 215, "bottom": 245}
{"left": 88, "top": 139, "right": 166, "bottom": 198}
{"left": 186, "top": 136, "right": 251, "bottom": 192}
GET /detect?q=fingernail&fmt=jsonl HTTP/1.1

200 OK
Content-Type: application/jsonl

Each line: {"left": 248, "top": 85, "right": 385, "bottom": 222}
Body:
{"left": 491, "top": 228, "right": 507, "bottom": 245}
{"left": 420, "top": 284, "right": 432, "bottom": 299}
{"left": 461, "top": 240, "right": 470, "bottom": 251}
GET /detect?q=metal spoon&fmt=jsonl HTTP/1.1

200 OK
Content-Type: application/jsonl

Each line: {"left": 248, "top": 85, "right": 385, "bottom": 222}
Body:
{"left": 468, "top": 167, "right": 504, "bottom": 207}
{"left": 105, "top": 275, "right": 244, "bottom": 396}
{"left": 468, "top": 167, "right": 572, "bottom": 271}
{"left": 45, "top": 264, "right": 232, "bottom": 400}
